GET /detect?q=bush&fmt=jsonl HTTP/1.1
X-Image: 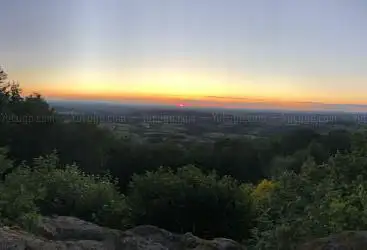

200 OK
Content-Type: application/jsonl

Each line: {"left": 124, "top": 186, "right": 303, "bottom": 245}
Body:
{"left": 31, "top": 153, "right": 130, "bottom": 229}
{"left": 127, "top": 165, "right": 254, "bottom": 241}
{"left": 0, "top": 150, "right": 130, "bottom": 230}
{"left": 0, "top": 148, "right": 43, "bottom": 230}
{"left": 252, "top": 179, "right": 277, "bottom": 207}
{"left": 269, "top": 150, "right": 309, "bottom": 176}
{"left": 252, "top": 150, "right": 367, "bottom": 250}
{"left": 0, "top": 166, "right": 42, "bottom": 230}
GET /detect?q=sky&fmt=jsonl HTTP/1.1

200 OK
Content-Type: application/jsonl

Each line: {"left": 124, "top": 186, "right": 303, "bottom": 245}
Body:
{"left": 1, "top": 0, "right": 366, "bottom": 109}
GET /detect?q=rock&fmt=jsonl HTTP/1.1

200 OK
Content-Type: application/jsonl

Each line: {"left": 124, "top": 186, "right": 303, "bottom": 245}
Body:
{"left": 0, "top": 216, "right": 246, "bottom": 250}
{"left": 297, "top": 231, "right": 367, "bottom": 250}
{"left": 36, "top": 216, "right": 120, "bottom": 242}
{"left": 212, "top": 238, "right": 246, "bottom": 250}
{"left": 0, "top": 226, "right": 107, "bottom": 249}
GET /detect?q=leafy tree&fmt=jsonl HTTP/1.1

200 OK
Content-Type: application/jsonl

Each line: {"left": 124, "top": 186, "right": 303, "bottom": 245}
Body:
{"left": 47, "top": 123, "right": 116, "bottom": 174}
{"left": 0, "top": 150, "right": 130, "bottom": 230}
{"left": 29, "top": 152, "right": 130, "bottom": 229}
{"left": 269, "top": 149, "right": 310, "bottom": 176}
{"left": 279, "top": 128, "right": 320, "bottom": 155}
{"left": 0, "top": 148, "right": 43, "bottom": 230}
{"left": 252, "top": 144, "right": 367, "bottom": 249}
{"left": 307, "top": 140, "right": 329, "bottom": 164}
{"left": 323, "top": 129, "right": 352, "bottom": 154}
{"left": 252, "top": 179, "right": 277, "bottom": 206}
{"left": 0, "top": 67, "right": 6, "bottom": 83}
{"left": 0, "top": 67, "right": 9, "bottom": 111}
{"left": 209, "top": 138, "right": 264, "bottom": 182}
{"left": 128, "top": 165, "right": 254, "bottom": 241}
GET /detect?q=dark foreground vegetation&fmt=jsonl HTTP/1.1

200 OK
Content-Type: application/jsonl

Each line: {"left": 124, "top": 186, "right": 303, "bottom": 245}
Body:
{"left": 1, "top": 67, "right": 367, "bottom": 249}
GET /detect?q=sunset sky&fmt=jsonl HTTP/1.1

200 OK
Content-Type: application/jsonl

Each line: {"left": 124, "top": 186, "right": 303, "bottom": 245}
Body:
{"left": 1, "top": 0, "right": 366, "bottom": 109}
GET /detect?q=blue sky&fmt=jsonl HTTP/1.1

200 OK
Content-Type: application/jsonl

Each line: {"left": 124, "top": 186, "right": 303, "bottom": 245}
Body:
{"left": 1, "top": 0, "right": 366, "bottom": 106}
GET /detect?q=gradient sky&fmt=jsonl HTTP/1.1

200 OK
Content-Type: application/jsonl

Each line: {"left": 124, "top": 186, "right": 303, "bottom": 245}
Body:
{"left": 1, "top": 0, "right": 366, "bottom": 107}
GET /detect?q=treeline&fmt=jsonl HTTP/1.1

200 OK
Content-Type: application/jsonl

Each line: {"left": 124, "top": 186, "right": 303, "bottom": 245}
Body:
{"left": 1, "top": 68, "right": 367, "bottom": 249}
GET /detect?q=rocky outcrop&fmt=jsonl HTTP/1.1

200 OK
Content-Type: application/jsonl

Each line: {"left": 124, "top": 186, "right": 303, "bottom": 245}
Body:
{"left": 298, "top": 231, "right": 367, "bottom": 250}
{"left": 0, "top": 216, "right": 246, "bottom": 249}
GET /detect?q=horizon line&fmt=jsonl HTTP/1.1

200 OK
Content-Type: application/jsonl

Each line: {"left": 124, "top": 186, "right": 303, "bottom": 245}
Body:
{"left": 46, "top": 96, "right": 367, "bottom": 113}
{"left": 31, "top": 91, "right": 367, "bottom": 106}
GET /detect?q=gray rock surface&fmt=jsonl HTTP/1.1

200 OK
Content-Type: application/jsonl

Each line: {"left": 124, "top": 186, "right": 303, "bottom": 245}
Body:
{"left": 0, "top": 216, "right": 246, "bottom": 250}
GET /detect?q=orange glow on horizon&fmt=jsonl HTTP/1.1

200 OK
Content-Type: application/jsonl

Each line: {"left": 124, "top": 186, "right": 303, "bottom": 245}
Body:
{"left": 14, "top": 65, "right": 367, "bottom": 109}
{"left": 20, "top": 79, "right": 367, "bottom": 108}
{"left": 21, "top": 88, "right": 367, "bottom": 111}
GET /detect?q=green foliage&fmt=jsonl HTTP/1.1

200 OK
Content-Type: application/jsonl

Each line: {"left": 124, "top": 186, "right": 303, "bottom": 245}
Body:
{"left": 0, "top": 147, "right": 13, "bottom": 176}
{"left": 269, "top": 149, "right": 309, "bottom": 176}
{"left": 279, "top": 128, "right": 320, "bottom": 155}
{"left": 252, "top": 179, "right": 277, "bottom": 207}
{"left": 0, "top": 151, "right": 43, "bottom": 230}
{"left": 0, "top": 150, "right": 129, "bottom": 230}
{"left": 0, "top": 67, "right": 7, "bottom": 83}
{"left": 127, "top": 165, "right": 254, "bottom": 241}
{"left": 307, "top": 141, "right": 329, "bottom": 164}
{"left": 252, "top": 149, "right": 367, "bottom": 249}
{"left": 324, "top": 129, "right": 352, "bottom": 154}
{"left": 31, "top": 153, "right": 129, "bottom": 229}
{"left": 49, "top": 166, "right": 128, "bottom": 228}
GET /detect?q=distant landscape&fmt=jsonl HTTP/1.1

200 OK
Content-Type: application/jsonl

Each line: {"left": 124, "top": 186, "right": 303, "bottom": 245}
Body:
{"left": 49, "top": 99, "right": 367, "bottom": 145}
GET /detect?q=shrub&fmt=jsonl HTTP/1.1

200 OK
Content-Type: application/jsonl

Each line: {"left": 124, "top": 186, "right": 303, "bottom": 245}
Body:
{"left": 252, "top": 150, "right": 367, "bottom": 250}
{"left": 0, "top": 150, "right": 130, "bottom": 230}
{"left": 31, "top": 153, "right": 130, "bottom": 229}
{"left": 252, "top": 179, "right": 277, "bottom": 207}
{"left": 0, "top": 148, "right": 44, "bottom": 230}
{"left": 127, "top": 165, "right": 254, "bottom": 241}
